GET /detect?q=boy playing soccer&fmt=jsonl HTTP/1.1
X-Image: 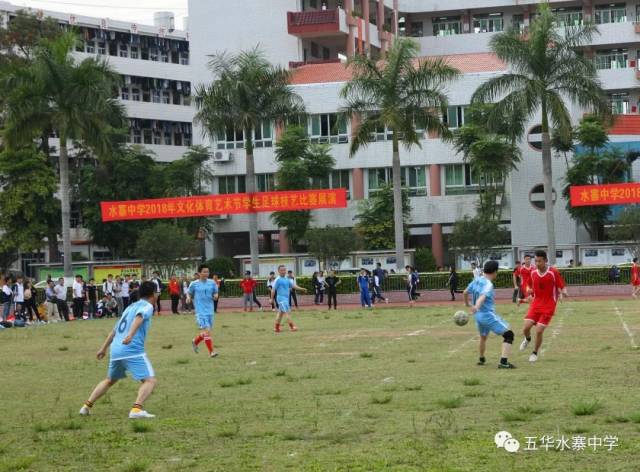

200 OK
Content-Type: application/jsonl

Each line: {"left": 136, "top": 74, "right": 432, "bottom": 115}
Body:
{"left": 79, "top": 281, "right": 158, "bottom": 419}
{"left": 271, "top": 265, "right": 307, "bottom": 333}
{"left": 187, "top": 264, "right": 219, "bottom": 358}
{"left": 519, "top": 250, "right": 568, "bottom": 363}
{"left": 631, "top": 258, "right": 640, "bottom": 299}
{"left": 517, "top": 255, "right": 533, "bottom": 305}
{"left": 464, "top": 260, "right": 516, "bottom": 369}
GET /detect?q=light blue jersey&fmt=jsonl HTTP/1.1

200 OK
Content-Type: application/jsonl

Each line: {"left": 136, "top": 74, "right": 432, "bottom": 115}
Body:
{"left": 189, "top": 279, "right": 218, "bottom": 317}
{"left": 110, "top": 299, "right": 154, "bottom": 360}
{"left": 466, "top": 276, "right": 508, "bottom": 337}
{"left": 273, "top": 276, "right": 293, "bottom": 302}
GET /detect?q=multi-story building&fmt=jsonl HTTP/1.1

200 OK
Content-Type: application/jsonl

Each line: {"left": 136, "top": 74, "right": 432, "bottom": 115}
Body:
{"left": 188, "top": 0, "right": 640, "bottom": 269}
{"left": 0, "top": 2, "right": 194, "bottom": 272}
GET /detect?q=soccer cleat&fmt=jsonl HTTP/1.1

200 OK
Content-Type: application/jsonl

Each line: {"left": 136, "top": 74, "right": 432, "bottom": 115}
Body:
{"left": 210, "top": 351, "right": 219, "bottom": 358}
{"left": 129, "top": 409, "right": 156, "bottom": 419}
{"left": 519, "top": 338, "right": 529, "bottom": 352}
{"left": 498, "top": 362, "right": 517, "bottom": 369}
{"left": 79, "top": 406, "right": 90, "bottom": 416}
{"left": 477, "top": 359, "right": 486, "bottom": 366}
{"left": 529, "top": 353, "right": 538, "bottom": 363}
{"left": 192, "top": 340, "right": 199, "bottom": 354}
{"left": 289, "top": 324, "right": 298, "bottom": 332}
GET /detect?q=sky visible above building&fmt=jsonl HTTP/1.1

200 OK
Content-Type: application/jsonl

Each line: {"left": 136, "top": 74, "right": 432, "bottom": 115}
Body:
{"left": 12, "top": 0, "right": 187, "bottom": 26}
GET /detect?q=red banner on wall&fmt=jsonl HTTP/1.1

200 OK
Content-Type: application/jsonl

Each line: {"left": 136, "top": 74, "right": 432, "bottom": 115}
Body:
{"left": 101, "top": 189, "right": 348, "bottom": 222}
{"left": 570, "top": 183, "right": 640, "bottom": 207}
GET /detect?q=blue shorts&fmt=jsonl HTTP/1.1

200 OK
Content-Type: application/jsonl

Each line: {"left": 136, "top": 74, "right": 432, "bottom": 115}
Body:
{"left": 475, "top": 313, "right": 509, "bottom": 337}
{"left": 108, "top": 354, "right": 155, "bottom": 381}
{"left": 277, "top": 299, "right": 291, "bottom": 313}
{"left": 196, "top": 313, "right": 214, "bottom": 329}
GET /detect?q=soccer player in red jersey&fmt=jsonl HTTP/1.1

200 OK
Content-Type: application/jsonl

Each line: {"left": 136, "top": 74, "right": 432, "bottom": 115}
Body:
{"left": 631, "top": 258, "right": 640, "bottom": 299}
{"left": 517, "top": 255, "right": 533, "bottom": 306}
{"left": 512, "top": 260, "right": 521, "bottom": 304}
{"left": 519, "top": 250, "right": 568, "bottom": 363}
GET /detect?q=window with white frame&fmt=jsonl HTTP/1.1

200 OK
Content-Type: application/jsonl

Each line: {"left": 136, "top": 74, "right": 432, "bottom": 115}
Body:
{"left": 595, "top": 49, "right": 628, "bottom": 70}
{"left": 309, "top": 113, "right": 348, "bottom": 144}
{"left": 180, "top": 52, "right": 189, "bottom": 65}
{"left": 160, "top": 51, "right": 169, "bottom": 63}
{"left": 512, "top": 14, "right": 525, "bottom": 33}
{"left": 119, "top": 44, "right": 128, "bottom": 57}
{"left": 253, "top": 120, "right": 273, "bottom": 148}
{"left": 368, "top": 167, "right": 427, "bottom": 196}
{"left": 595, "top": 3, "right": 627, "bottom": 24}
{"left": 609, "top": 92, "right": 630, "bottom": 114}
{"left": 152, "top": 90, "right": 161, "bottom": 103}
{"left": 443, "top": 105, "right": 469, "bottom": 129}
{"left": 257, "top": 173, "right": 275, "bottom": 192}
{"left": 553, "top": 7, "right": 583, "bottom": 27}
{"left": 86, "top": 41, "right": 95, "bottom": 53}
{"left": 130, "top": 46, "right": 139, "bottom": 59}
{"left": 410, "top": 21, "right": 423, "bottom": 37}
{"left": 444, "top": 164, "right": 480, "bottom": 195}
{"left": 162, "top": 91, "right": 171, "bottom": 104}
{"left": 433, "top": 16, "right": 461, "bottom": 36}
{"left": 121, "top": 87, "right": 129, "bottom": 100}
{"left": 149, "top": 48, "right": 159, "bottom": 61}
{"left": 216, "top": 123, "right": 272, "bottom": 150}
{"left": 370, "top": 122, "right": 394, "bottom": 141}
{"left": 472, "top": 13, "right": 503, "bottom": 33}
{"left": 218, "top": 175, "right": 246, "bottom": 194}
{"left": 331, "top": 169, "right": 351, "bottom": 199}
{"left": 97, "top": 42, "right": 106, "bottom": 55}
{"left": 132, "top": 129, "right": 142, "bottom": 144}
{"left": 131, "top": 88, "right": 141, "bottom": 101}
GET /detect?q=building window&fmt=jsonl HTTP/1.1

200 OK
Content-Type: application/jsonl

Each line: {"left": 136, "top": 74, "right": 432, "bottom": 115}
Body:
{"left": 257, "top": 174, "right": 275, "bottom": 192}
{"left": 433, "top": 16, "right": 461, "bottom": 36}
{"left": 133, "top": 129, "right": 142, "bottom": 144}
{"left": 97, "top": 42, "right": 106, "bottom": 55}
{"left": 444, "top": 164, "right": 480, "bottom": 195}
{"left": 149, "top": 48, "right": 159, "bottom": 61}
{"left": 218, "top": 175, "right": 246, "bottom": 194}
{"left": 131, "top": 88, "right": 141, "bottom": 101}
{"left": 164, "top": 132, "right": 172, "bottom": 145}
{"left": 161, "top": 51, "right": 169, "bottom": 63}
{"left": 595, "top": 4, "right": 627, "bottom": 24}
{"left": 410, "top": 21, "right": 423, "bottom": 37}
{"left": 143, "top": 129, "right": 153, "bottom": 145}
{"left": 153, "top": 131, "right": 162, "bottom": 145}
{"left": 368, "top": 167, "right": 427, "bottom": 196}
{"left": 130, "top": 46, "right": 139, "bottom": 59}
{"left": 121, "top": 87, "right": 129, "bottom": 100}
{"left": 331, "top": 169, "right": 351, "bottom": 199}
{"left": 595, "top": 49, "right": 628, "bottom": 69}
{"left": 609, "top": 93, "right": 630, "bottom": 114}
{"left": 162, "top": 91, "right": 171, "bottom": 104}
{"left": 443, "top": 105, "right": 469, "bottom": 129}
{"left": 119, "top": 44, "right": 128, "bottom": 58}
{"left": 311, "top": 42, "right": 319, "bottom": 58}
{"left": 180, "top": 52, "right": 189, "bottom": 65}
{"left": 254, "top": 120, "right": 273, "bottom": 148}
{"left": 309, "top": 113, "right": 348, "bottom": 144}
{"left": 152, "top": 90, "right": 161, "bottom": 103}
{"left": 512, "top": 14, "right": 525, "bottom": 33}
{"left": 217, "top": 127, "right": 245, "bottom": 150}
{"left": 473, "top": 13, "right": 503, "bottom": 33}
{"left": 553, "top": 7, "right": 583, "bottom": 27}
{"left": 86, "top": 41, "right": 95, "bottom": 53}
{"left": 371, "top": 122, "right": 394, "bottom": 141}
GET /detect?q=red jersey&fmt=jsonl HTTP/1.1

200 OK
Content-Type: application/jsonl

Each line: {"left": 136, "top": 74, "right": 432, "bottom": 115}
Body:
{"left": 530, "top": 267, "right": 565, "bottom": 313}
{"left": 632, "top": 264, "right": 639, "bottom": 286}
{"left": 240, "top": 278, "right": 257, "bottom": 294}
{"left": 168, "top": 280, "right": 180, "bottom": 296}
{"left": 519, "top": 264, "right": 533, "bottom": 292}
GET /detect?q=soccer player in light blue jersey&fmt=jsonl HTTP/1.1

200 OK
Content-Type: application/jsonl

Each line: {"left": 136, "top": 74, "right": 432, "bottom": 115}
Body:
{"left": 271, "top": 265, "right": 307, "bottom": 333}
{"left": 187, "top": 264, "right": 219, "bottom": 358}
{"left": 464, "top": 260, "right": 516, "bottom": 369}
{"left": 79, "top": 281, "right": 158, "bottom": 419}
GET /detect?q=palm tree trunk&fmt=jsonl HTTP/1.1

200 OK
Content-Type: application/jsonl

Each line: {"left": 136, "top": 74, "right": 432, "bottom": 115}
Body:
{"left": 391, "top": 136, "right": 405, "bottom": 271}
{"left": 245, "top": 130, "right": 260, "bottom": 276}
{"left": 541, "top": 108, "right": 557, "bottom": 265}
{"left": 47, "top": 231, "right": 59, "bottom": 263}
{"left": 58, "top": 136, "right": 73, "bottom": 277}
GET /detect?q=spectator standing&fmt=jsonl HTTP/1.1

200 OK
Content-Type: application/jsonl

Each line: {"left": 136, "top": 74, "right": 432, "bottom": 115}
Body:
{"left": 317, "top": 271, "right": 326, "bottom": 304}
{"left": 448, "top": 267, "right": 459, "bottom": 301}
{"left": 357, "top": 269, "right": 372, "bottom": 308}
{"left": 13, "top": 275, "right": 25, "bottom": 318}
{"left": 121, "top": 275, "right": 131, "bottom": 309}
{"left": 312, "top": 272, "right": 321, "bottom": 304}
{"left": 1, "top": 276, "right": 12, "bottom": 321}
{"left": 266, "top": 272, "right": 277, "bottom": 311}
{"left": 23, "top": 280, "right": 41, "bottom": 323}
{"left": 371, "top": 270, "right": 388, "bottom": 304}
{"left": 288, "top": 270, "right": 299, "bottom": 310}
{"left": 54, "top": 277, "right": 69, "bottom": 321}
{"left": 240, "top": 271, "right": 257, "bottom": 312}
{"left": 325, "top": 270, "right": 341, "bottom": 310}
{"left": 406, "top": 266, "right": 419, "bottom": 307}
{"left": 44, "top": 280, "right": 61, "bottom": 322}
{"left": 150, "top": 271, "right": 163, "bottom": 313}
{"left": 212, "top": 274, "right": 222, "bottom": 313}
{"left": 180, "top": 276, "right": 190, "bottom": 311}
{"left": 471, "top": 262, "right": 482, "bottom": 280}
{"left": 168, "top": 275, "right": 181, "bottom": 314}
{"left": 72, "top": 274, "right": 86, "bottom": 320}
{"left": 113, "top": 276, "right": 124, "bottom": 315}
{"left": 512, "top": 261, "right": 521, "bottom": 303}
{"left": 86, "top": 278, "right": 98, "bottom": 319}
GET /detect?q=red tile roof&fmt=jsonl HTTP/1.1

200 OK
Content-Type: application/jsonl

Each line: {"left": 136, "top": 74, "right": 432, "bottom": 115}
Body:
{"left": 609, "top": 115, "right": 640, "bottom": 135}
{"left": 289, "top": 52, "right": 506, "bottom": 85}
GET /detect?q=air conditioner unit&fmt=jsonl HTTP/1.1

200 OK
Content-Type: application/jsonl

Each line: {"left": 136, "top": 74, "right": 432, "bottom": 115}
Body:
{"left": 212, "top": 214, "right": 230, "bottom": 221}
{"left": 211, "top": 151, "right": 233, "bottom": 163}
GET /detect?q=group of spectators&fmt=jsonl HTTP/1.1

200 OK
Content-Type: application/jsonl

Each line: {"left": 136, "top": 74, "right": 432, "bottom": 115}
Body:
{"left": 0, "top": 275, "right": 40, "bottom": 326}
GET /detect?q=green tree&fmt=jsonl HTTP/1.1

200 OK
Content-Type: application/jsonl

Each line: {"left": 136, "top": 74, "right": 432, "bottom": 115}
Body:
{"left": 204, "top": 256, "right": 236, "bottom": 278}
{"left": 414, "top": 247, "right": 437, "bottom": 272}
{"left": 450, "top": 214, "right": 510, "bottom": 267}
{"left": 195, "top": 47, "right": 305, "bottom": 275}
{"left": 472, "top": 2, "right": 608, "bottom": 264}
{"left": 563, "top": 116, "right": 629, "bottom": 240}
{"left": 341, "top": 38, "right": 459, "bottom": 270}
{"left": 76, "top": 146, "right": 161, "bottom": 258}
{"left": 305, "top": 226, "right": 358, "bottom": 270}
{"left": 136, "top": 222, "right": 199, "bottom": 276}
{"left": 1, "top": 32, "right": 126, "bottom": 276}
{"left": 0, "top": 10, "right": 62, "bottom": 66}
{"left": 609, "top": 207, "right": 640, "bottom": 259}
{"left": 355, "top": 184, "right": 410, "bottom": 250}
{"left": 271, "top": 126, "right": 335, "bottom": 248}
{"left": 0, "top": 146, "right": 61, "bottom": 261}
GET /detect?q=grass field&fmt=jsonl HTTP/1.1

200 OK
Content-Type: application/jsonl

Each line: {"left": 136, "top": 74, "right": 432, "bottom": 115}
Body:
{"left": 1, "top": 299, "right": 640, "bottom": 471}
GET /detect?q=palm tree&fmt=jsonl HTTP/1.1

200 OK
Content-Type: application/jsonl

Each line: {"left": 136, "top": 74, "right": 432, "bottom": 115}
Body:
{"left": 340, "top": 38, "right": 459, "bottom": 271}
{"left": 1, "top": 32, "right": 126, "bottom": 276}
{"left": 195, "top": 48, "right": 305, "bottom": 275}
{"left": 472, "top": 2, "right": 607, "bottom": 264}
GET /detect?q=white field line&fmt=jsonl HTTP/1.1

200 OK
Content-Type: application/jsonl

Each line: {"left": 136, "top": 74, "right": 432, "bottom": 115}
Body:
{"left": 539, "top": 307, "right": 570, "bottom": 356}
{"left": 613, "top": 304, "right": 637, "bottom": 349}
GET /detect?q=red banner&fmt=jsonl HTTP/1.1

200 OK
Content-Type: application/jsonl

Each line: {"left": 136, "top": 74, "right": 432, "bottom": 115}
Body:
{"left": 101, "top": 189, "right": 348, "bottom": 222}
{"left": 570, "top": 183, "right": 640, "bottom": 207}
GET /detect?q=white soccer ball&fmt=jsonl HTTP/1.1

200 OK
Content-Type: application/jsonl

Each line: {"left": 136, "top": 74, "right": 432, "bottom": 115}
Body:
{"left": 453, "top": 310, "right": 469, "bottom": 326}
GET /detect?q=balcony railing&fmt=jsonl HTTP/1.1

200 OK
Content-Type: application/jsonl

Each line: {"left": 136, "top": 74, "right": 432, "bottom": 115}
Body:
{"left": 287, "top": 9, "right": 339, "bottom": 32}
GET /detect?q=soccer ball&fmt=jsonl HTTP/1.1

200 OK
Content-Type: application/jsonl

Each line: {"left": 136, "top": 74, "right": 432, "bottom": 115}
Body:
{"left": 453, "top": 310, "right": 469, "bottom": 326}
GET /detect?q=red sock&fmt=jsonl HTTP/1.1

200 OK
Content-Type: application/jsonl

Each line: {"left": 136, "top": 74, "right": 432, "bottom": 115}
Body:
{"left": 275, "top": 323, "right": 281, "bottom": 332}
{"left": 203, "top": 335, "right": 213, "bottom": 354}
{"left": 193, "top": 334, "right": 204, "bottom": 345}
